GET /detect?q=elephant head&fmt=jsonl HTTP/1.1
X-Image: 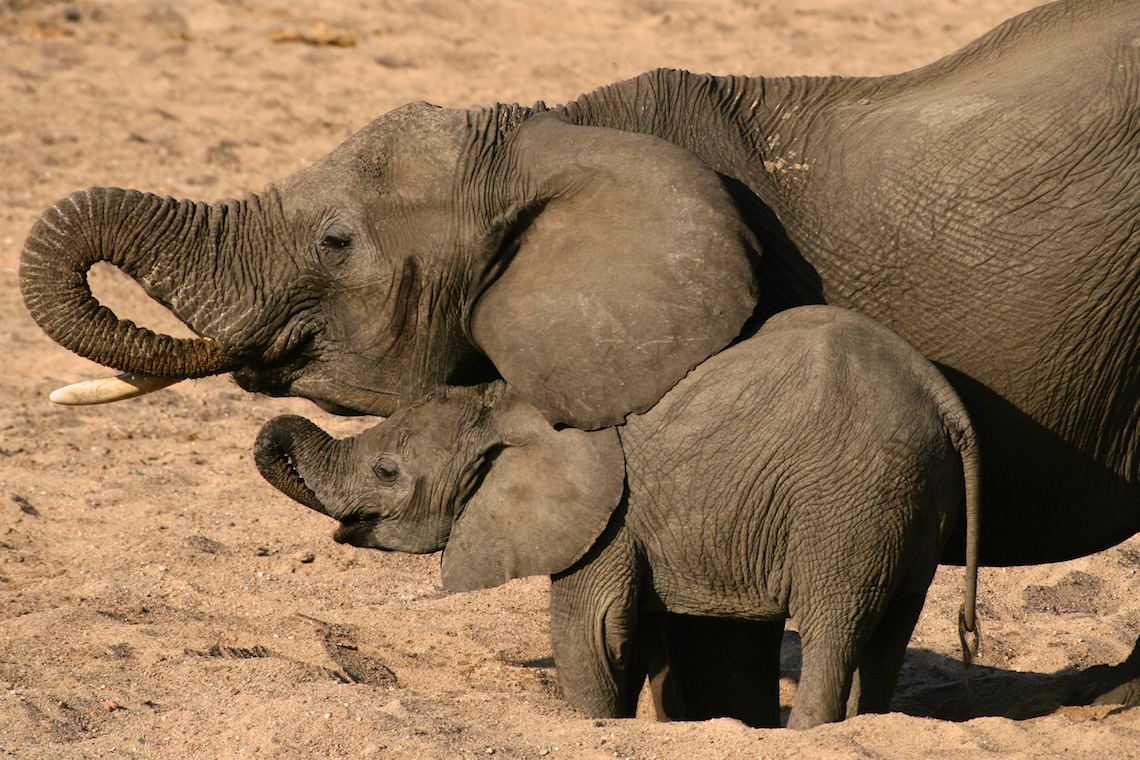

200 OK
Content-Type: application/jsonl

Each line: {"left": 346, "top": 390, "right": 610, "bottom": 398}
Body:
{"left": 254, "top": 381, "right": 625, "bottom": 591}
{"left": 22, "top": 104, "right": 760, "bottom": 427}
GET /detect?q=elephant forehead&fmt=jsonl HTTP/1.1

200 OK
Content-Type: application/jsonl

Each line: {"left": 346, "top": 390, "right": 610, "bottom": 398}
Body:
{"left": 357, "top": 423, "right": 409, "bottom": 453}
{"left": 331, "top": 104, "right": 468, "bottom": 181}
{"left": 271, "top": 103, "right": 470, "bottom": 207}
{"left": 360, "top": 396, "right": 478, "bottom": 457}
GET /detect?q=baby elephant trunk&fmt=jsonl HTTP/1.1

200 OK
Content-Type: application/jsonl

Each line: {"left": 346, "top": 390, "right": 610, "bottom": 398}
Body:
{"left": 255, "top": 415, "right": 337, "bottom": 516}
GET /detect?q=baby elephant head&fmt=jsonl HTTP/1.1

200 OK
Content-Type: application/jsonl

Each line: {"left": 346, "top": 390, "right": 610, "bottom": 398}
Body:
{"left": 255, "top": 382, "right": 625, "bottom": 591}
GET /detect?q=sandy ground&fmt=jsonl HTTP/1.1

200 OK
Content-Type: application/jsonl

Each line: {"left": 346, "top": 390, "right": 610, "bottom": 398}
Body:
{"left": 4, "top": 0, "right": 1140, "bottom": 757}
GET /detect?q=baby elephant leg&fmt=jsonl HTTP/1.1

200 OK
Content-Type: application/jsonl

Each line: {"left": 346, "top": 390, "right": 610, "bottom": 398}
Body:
{"left": 848, "top": 589, "right": 930, "bottom": 717}
{"left": 789, "top": 584, "right": 894, "bottom": 729}
{"left": 787, "top": 628, "right": 860, "bottom": 729}
{"left": 549, "top": 524, "right": 644, "bottom": 717}
{"left": 650, "top": 614, "right": 783, "bottom": 728}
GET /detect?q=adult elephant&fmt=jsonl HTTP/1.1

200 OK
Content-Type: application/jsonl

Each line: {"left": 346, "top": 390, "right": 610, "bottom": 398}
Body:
{"left": 18, "top": 0, "right": 1140, "bottom": 703}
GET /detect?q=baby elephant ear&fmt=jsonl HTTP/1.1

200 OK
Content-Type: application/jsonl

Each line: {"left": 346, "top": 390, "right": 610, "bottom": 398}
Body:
{"left": 471, "top": 112, "right": 759, "bottom": 431}
{"left": 440, "top": 397, "right": 625, "bottom": 592}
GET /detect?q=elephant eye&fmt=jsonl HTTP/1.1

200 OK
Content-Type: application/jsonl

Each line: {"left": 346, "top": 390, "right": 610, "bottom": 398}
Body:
{"left": 317, "top": 228, "right": 355, "bottom": 268}
{"left": 321, "top": 233, "right": 352, "bottom": 251}
{"left": 372, "top": 456, "right": 401, "bottom": 485}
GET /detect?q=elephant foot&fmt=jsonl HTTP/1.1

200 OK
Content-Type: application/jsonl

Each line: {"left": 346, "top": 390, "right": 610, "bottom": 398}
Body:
{"left": 1064, "top": 637, "right": 1140, "bottom": 708}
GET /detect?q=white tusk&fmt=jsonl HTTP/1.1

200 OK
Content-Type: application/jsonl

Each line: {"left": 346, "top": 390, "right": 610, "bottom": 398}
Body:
{"left": 49, "top": 373, "right": 183, "bottom": 405}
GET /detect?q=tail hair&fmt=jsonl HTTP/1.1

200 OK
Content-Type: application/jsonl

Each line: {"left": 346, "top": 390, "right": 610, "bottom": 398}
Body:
{"left": 958, "top": 603, "right": 981, "bottom": 668}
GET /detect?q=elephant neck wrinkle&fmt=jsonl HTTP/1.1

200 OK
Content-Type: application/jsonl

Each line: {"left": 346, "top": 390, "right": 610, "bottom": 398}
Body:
{"left": 557, "top": 69, "right": 870, "bottom": 209}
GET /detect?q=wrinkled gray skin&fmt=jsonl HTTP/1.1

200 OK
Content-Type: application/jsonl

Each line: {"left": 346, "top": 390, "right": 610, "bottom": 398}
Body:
{"left": 255, "top": 306, "right": 981, "bottom": 729}
{"left": 19, "top": 0, "right": 1140, "bottom": 700}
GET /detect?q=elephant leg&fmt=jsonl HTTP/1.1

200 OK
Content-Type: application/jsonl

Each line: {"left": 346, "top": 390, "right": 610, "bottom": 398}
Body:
{"left": 848, "top": 590, "right": 928, "bottom": 717}
{"left": 639, "top": 612, "right": 677, "bottom": 721}
{"left": 787, "top": 629, "right": 858, "bottom": 729}
{"left": 549, "top": 524, "right": 643, "bottom": 717}
{"left": 649, "top": 614, "right": 783, "bottom": 728}
{"left": 790, "top": 584, "right": 893, "bottom": 730}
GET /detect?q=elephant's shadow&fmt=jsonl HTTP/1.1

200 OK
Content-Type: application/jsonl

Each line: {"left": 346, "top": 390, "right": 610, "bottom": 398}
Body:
{"left": 780, "top": 630, "right": 1134, "bottom": 724}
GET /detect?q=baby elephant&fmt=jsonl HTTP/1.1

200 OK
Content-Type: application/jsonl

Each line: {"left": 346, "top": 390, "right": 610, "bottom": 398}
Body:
{"left": 255, "top": 305, "right": 979, "bottom": 729}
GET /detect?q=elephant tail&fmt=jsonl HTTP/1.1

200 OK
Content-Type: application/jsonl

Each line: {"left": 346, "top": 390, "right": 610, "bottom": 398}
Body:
{"left": 949, "top": 410, "right": 981, "bottom": 669}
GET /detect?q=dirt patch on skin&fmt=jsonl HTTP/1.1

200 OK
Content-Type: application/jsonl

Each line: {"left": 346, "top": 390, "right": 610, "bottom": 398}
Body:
{"left": 6, "top": 1, "right": 1140, "bottom": 757}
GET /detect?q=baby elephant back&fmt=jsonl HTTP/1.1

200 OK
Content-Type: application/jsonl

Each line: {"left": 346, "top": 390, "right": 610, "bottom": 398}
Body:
{"left": 627, "top": 304, "right": 963, "bottom": 482}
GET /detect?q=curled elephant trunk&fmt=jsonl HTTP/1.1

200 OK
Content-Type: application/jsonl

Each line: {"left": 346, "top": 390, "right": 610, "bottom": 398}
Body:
{"left": 255, "top": 415, "right": 336, "bottom": 517}
{"left": 20, "top": 187, "right": 238, "bottom": 379}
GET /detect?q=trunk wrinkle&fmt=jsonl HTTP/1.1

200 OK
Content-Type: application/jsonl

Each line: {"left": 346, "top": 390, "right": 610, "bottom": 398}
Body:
{"left": 20, "top": 187, "right": 238, "bottom": 378}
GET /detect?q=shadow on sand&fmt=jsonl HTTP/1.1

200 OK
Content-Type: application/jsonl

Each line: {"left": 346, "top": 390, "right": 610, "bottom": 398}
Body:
{"left": 778, "top": 630, "right": 1140, "bottom": 723}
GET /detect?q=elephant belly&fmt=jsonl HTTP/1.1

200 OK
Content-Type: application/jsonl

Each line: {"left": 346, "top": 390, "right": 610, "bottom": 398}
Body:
{"left": 645, "top": 580, "right": 787, "bottom": 623}
{"left": 632, "top": 517, "right": 791, "bottom": 623}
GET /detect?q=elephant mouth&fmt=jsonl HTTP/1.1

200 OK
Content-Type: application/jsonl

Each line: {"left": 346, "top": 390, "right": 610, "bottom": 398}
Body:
{"left": 310, "top": 396, "right": 377, "bottom": 416}
{"left": 332, "top": 517, "right": 387, "bottom": 549}
{"left": 235, "top": 363, "right": 400, "bottom": 417}
{"left": 231, "top": 325, "right": 380, "bottom": 415}
{"left": 233, "top": 364, "right": 298, "bottom": 398}
{"left": 231, "top": 331, "right": 315, "bottom": 400}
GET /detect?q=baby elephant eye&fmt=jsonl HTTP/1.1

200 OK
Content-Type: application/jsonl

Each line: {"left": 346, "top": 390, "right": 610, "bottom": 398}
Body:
{"left": 372, "top": 456, "right": 401, "bottom": 484}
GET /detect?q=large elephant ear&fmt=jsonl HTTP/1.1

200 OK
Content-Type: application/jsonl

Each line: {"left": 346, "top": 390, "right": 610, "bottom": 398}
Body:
{"left": 440, "top": 391, "right": 625, "bottom": 592}
{"left": 470, "top": 112, "right": 760, "bottom": 430}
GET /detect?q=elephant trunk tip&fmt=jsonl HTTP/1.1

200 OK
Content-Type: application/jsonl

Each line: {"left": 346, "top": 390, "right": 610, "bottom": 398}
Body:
{"left": 255, "top": 416, "right": 332, "bottom": 516}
